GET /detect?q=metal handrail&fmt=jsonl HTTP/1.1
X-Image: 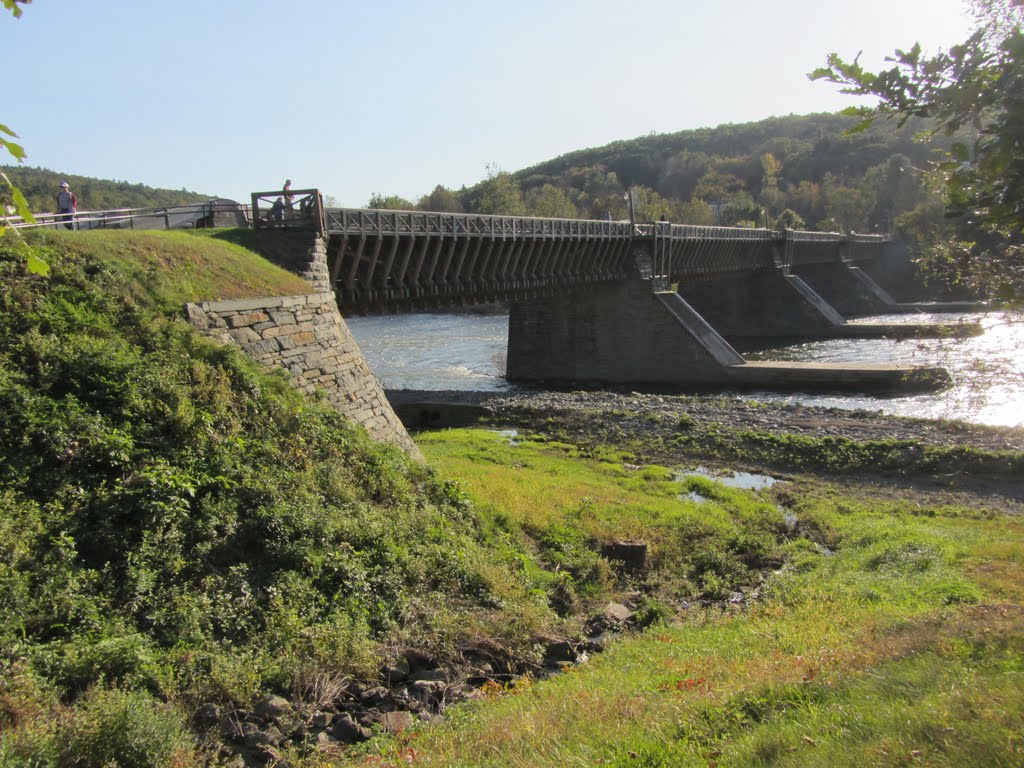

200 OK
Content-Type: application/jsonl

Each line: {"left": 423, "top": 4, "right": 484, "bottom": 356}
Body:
{"left": 3, "top": 201, "right": 246, "bottom": 231}
{"left": 323, "top": 207, "right": 635, "bottom": 239}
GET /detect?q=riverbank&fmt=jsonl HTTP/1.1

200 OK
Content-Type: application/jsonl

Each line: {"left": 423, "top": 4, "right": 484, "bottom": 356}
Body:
{"left": 389, "top": 388, "right": 1024, "bottom": 513}
{"left": 340, "top": 400, "right": 1024, "bottom": 766}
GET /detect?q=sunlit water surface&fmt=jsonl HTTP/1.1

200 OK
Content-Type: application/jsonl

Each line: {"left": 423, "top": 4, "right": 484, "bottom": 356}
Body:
{"left": 346, "top": 310, "right": 1024, "bottom": 428}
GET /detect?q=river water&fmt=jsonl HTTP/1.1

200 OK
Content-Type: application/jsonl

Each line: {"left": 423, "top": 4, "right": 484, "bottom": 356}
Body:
{"left": 346, "top": 310, "right": 1023, "bottom": 428}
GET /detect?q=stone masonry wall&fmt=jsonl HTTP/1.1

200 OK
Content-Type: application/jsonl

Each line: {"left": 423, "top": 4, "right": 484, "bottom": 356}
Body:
{"left": 248, "top": 230, "right": 333, "bottom": 293}
{"left": 185, "top": 292, "right": 421, "bottom": 459}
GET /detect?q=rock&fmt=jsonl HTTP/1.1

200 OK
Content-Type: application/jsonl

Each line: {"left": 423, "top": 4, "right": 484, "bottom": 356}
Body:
{"left": 601, "top": 540, "right": 648, "bottom": 573}
{"left": 253, "top": 695, "right": 292, "bottom": 722}
{"left": 242, "top": 723, "right": 283, "bottom": 749}
{"left": 586, "top": 602, "right": 636, "bottom": 634}
{"left": 376, "top": 710, "right": 414, "bottom": 734}
{"left": 261, "top": 725, "right": 284, "bottom": 747}
{"left": 383, "top": 657, "right": 411, "bottom": 682}
{"left": 314, "top": 731, "right": 340, "bottom": 748}
{"left": 330, "top": 713, "right": 371, "bottom": 743}
{"left": 410, "top": 680, "right": 447, "bottom": 704}
{"left": 184, "top": 303, "right": 209, "bottom": 330}
{"left": 359, "top": 686, "right": 389, "bottom": 705}
{"left": 311, "top": 712, "right": 334, "bottom": 730}
{"left": 194, "top": 702, "right": 221, "bottom": 725}
{"left": 543, "top": 640, "right": 575, "bottom": 664}
{"left": 250, "top": 744, "right": 287, "bottom": 766}
{"left": 408, "top": 667, "right": 448, "bottom": 683}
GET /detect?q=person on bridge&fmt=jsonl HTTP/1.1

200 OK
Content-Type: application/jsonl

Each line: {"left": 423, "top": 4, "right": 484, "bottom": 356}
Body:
{"left": 283, "top": 179, "right": 294, "bottom": 216}
{"left": 56, "top": 181, "right": 77, "bottom": 230}
{"left": 270, "top": 197, "right": 285, "bottom": 224}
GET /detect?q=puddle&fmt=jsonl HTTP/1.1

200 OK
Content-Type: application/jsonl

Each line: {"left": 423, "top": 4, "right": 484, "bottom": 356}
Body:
{"left": 493, "top": 428, "right": 519, "bottom": 446}
{"left": 674, "top": 466, "right": 778, "bottom": 491}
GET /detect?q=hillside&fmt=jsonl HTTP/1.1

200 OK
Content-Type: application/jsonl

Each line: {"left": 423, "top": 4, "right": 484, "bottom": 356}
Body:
{"left": 1, "top": 165, "right": 213, "bottom": 215}
{"left": 372, "top": 112, "right": 954, "bottom": 236}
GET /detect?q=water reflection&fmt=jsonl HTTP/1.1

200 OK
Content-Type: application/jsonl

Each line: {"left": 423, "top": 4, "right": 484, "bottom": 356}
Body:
{"left": 674, "top": 467, "right": 779, "bottom": 490}
{"left": 346, "top": 310, "right": 1023, "bottom": 428}
{"left": 744, "top": 311, "right": 1023, "bottom": 427}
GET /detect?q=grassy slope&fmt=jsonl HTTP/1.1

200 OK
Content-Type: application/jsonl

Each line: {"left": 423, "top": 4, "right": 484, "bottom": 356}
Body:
{"left": 21, "top": 229, "right": 313, "bottom": 303}
{"left": 0, "top": 233, "right": 558, "bottom": 767}
{"left": 343, "top": 429, "right": 1024, "bottom": 767}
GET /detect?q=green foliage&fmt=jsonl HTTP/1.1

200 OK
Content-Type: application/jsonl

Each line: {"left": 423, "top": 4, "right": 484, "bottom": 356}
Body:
{"left": 525, "top": 183, "right": 578, "bottom": 219}
{"left": 58, "top": 686, "right": 192, "bottom": 768}
{"left": 474, "top": 165, "right": 526, "bottom": 216}
{"left": 0, "top": 233, "right": 559, "bottom": 764}
{"left": 363, "top": 112, "right": 955, "bottom": 232}
{"left": 810, "top": 0, "right": 1024, "bottom": 296}
{"left": 366, "top": 192, "right": 415, "bottom": 210}
{"left": 2, "top": 1, "right": 30, "bottom": 19}
{"left": 0, "top": 166, "right": 211, "bottom": 216}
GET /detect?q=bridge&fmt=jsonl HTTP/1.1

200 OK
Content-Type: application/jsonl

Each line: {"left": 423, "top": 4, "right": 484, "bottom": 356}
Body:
{"left": 246, "top": 190, "right": 979, "bottom": 393}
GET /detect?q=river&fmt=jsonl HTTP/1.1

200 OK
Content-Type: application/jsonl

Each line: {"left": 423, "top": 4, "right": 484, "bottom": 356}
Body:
{"left": 346, "top": 310, "right": 1023, "bottom": 428}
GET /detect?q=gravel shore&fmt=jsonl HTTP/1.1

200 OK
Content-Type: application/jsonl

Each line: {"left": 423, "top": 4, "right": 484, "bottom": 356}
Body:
{"left": 388, "top": 388, "right": 1024, "bottom": 512}
{"left": 389, "top": 388, "right": 1024, "bottom": 452}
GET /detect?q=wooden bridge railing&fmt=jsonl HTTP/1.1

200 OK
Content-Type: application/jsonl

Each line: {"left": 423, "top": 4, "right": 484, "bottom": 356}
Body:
{"left": 251, "top": 188, "right": 325, "bottom": 234}
{"left": 4, "top": 202, "right": 224, "bottom": 231}
{"left": 323, "top": 208, "right": 634, "bottom": 239}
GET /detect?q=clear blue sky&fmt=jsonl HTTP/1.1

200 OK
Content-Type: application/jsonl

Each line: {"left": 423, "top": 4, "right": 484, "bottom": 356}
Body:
{"left": 4, "top": 0, "right": 971, "bottom": 207}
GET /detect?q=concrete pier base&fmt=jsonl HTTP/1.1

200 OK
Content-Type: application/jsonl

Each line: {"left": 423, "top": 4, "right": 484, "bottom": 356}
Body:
{"left": 726, "top": 360, "right": 950, "bottom": 393}
{"left": 677, "top": 269, "right": 979, "bottom": 343}
{"left": 507, "top": 280, "right": 950, "bottom": 394}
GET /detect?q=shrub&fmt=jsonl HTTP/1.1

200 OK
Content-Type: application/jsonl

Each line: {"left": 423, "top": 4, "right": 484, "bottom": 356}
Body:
{"left": 58, "top": 686, "right": 193, "bottom": 768}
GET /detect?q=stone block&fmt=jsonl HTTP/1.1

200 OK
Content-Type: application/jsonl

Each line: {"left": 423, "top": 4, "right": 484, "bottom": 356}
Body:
{"left": 184, "top": 303, "right": 209, "bottom": 330}
{"left": 243, "top": 338, "right": 281, "bottom": 356}
{"left": 228, "top": 312, "right": 269, "bottom": 328}
{"left": 228, "top": 327, "right": 261, "bottom": 345}
{"left": 204, "top": 296, "right": 285, "bottom": 313}
{"left": 269, "top": 311, "right": 297, "bottom": 326}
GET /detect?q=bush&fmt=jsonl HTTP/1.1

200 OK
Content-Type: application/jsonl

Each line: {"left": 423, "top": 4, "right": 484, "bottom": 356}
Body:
{"left": 58, "top": 686, "right": 193, "bottom": 768}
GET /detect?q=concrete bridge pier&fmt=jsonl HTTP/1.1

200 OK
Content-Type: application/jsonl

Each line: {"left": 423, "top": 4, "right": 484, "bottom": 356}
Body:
{"left": 793, "top": 244, "right": 987, "bottom": 317}
{"left": 506, "top": 277, "right": 950, "bottom": 393}
{"left": 675, "top": 268, "right": 981, "bottom": 344}
{"left": 676, "top": 268, "right": 843, "bottom": 338}
{"left": 790, "top": 257, "right": 886, "bottom": 317}
{"left": 507, "top": 279, "right": 740, "bottom": 386}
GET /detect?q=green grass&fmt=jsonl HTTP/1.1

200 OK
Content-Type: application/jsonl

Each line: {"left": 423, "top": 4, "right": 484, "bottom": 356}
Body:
{"left": 21, "top": 228, "right": 312, "bottom": 306}
{"left": 336, "top": 429, "right": 1024, "bottom": 767}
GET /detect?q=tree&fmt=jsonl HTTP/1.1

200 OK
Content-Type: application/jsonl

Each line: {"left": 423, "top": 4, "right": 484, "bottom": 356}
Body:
{"left": 474, "top": 165, "right": 525, "bottom": 216}
{"left": 525, "top": 184, "right": 578, "bottom": 219}
{"left": 1, "top": 0, "right": 46, "bottom": 276}
{"left": 774, "top": 208, "right": 806, "bottom": 231}
{"left": 809, "top": 0, "right": 1024, "bottom": 295}
{"left": 417, "top": 185, "right": 463, "bottom": 213}
{"left": 367, "top": 193, "right": 415, "bottom": 210}
{"left": 1, "top": 1, "right": 33, "bottom": 228}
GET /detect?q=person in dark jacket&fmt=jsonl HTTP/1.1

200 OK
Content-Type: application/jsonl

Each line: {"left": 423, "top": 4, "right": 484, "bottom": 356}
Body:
{"left": 56, "top": 181, "right": 77, "bottom": 230}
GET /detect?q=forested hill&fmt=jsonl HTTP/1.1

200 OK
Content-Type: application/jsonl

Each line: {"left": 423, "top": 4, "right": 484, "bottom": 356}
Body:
{"left": 374, "top": 112, "right": 955, "bottom": 235}
{"left": 2, "top": 165, "right": 213, "bottom": 214}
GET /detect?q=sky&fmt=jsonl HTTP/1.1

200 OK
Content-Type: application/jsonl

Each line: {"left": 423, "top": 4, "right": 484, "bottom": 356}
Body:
{"left": 4, "top": 0, "right": 974, "bottom": 208}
